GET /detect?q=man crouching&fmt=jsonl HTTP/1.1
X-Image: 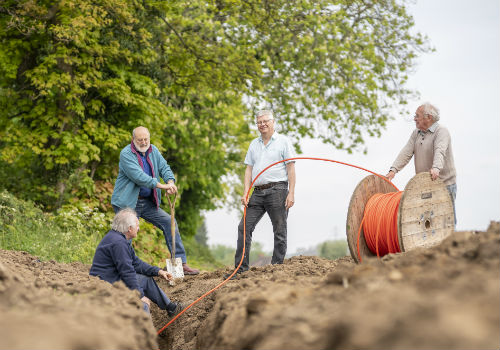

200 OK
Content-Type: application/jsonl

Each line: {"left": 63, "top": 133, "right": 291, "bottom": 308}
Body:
{"left": 90, "top": 208, "right": 183, "bottom": 316}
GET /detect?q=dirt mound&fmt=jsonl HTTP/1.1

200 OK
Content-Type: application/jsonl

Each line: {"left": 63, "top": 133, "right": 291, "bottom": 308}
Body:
{"left": 1, "top": 222, "right": 498, "bottom": 349}
{"left": 0, "top": 250, "right": 158, "bottom": 350}
{"left": 154, "top": 222, "right": 500, "bottom": 350}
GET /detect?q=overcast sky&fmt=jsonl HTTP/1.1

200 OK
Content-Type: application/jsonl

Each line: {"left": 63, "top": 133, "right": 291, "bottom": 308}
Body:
{"left": 204, "top": 0, "right": 500, "bottom": 254}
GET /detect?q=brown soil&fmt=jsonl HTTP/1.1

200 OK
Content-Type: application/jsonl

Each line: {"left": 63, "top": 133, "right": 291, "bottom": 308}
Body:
{"left": 0, "top": 251, "right": 158, "bottom": 349}
{"left": 1, "top": 222, "right": 499, "bottom": 349}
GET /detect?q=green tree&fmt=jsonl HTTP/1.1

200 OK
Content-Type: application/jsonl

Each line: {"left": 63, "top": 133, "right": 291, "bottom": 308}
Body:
{"left": 209, "top": 241, "right": 270, "bottom": 267}
{"left": 318, "top": 240, "right": 348, "bottom": 260}
{"left": 0, "top": 0, "right": 252, "bottom": 237}
{"left": 249, "top": 241, "right": 270, "bottom": 265}
{"left": 0, "top": 0, "right": 430, "bottom": 240}
{"left": 195, "top": 0, "right": 431, "bottom": 152}
{"left": 194, "top": 216, "right": 208, "bottom": 247}
{"left": 210, "top": 244, "right": 234, "bottom": 266}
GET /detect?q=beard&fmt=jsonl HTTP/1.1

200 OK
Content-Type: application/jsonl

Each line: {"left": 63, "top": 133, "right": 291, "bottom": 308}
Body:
{"left": 133, "top": 141, "right": 150, "bottom": 153}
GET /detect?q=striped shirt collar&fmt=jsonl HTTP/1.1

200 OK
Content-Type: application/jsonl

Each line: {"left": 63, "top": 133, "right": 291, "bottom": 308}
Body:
{"left": 419, "top": 122, "right": 439, "bottom": 135}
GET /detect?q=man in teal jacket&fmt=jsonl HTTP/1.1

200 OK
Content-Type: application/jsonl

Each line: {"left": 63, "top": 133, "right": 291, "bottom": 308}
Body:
{"left": 111, "top": 126, "right": 199, "bottom": 275}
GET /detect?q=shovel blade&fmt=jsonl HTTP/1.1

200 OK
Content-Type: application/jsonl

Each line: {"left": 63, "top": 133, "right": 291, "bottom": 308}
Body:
{"left": 166, "top": 257, "right": 184, "bottom": 279}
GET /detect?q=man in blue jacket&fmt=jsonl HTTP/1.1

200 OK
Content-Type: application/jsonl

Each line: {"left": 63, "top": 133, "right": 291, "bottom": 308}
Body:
{"left": 90, "top": 208, "right": 184, "bottom": 315}
{"left": 111, "top": 126, "right": 199, "bottom": 275}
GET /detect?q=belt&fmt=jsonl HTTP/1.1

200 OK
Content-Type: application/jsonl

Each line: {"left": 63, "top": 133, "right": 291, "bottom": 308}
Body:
{"left": 254, "top": 181, "right": 288, "bottom": 191}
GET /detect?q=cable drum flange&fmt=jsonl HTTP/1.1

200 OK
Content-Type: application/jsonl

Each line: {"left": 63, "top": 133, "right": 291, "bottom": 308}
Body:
{"left": 397, "top": 172, "right": 455, "bottom": 252}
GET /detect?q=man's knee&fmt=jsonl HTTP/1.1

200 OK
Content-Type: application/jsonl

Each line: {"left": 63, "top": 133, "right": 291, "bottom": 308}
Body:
{"left": 272, "top": 216, "right": 288, "bottom": 232}
{"left": 237, "top": 220, "right": 245, "bottom": 233}
{"left": 150, "top": 209, "right": 175, "bottom": 232}
{"left": 136, "top": 274, "right": 154, "bottom": 288}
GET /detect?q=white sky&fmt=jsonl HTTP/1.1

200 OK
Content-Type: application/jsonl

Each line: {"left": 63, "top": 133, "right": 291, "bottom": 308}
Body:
{"left": 204, "top": 0, "right": 500, "bottom": 253}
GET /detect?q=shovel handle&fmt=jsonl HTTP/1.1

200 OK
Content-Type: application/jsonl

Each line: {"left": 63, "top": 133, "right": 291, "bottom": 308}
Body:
{"left": 166, "top": 193, "right": 177, "bottom": 260}
{"left": 166, "top": 192, "right": 176, "bottom": 211}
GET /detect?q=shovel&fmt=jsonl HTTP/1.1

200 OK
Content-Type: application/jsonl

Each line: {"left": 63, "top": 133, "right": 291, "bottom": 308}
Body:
{"left": 165, "top": 193, "right": 184, "bottom": 284}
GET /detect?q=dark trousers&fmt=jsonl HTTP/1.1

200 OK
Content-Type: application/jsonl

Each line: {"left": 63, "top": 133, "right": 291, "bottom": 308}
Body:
{"left": 137, "top": 273, "right": 173, "bottom": 312}
{"left": 234, "top": 185, "right": 289, "bottom": 271}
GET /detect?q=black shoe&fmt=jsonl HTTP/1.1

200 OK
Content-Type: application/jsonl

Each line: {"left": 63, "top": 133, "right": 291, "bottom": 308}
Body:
{"left": 223, "top": 269, "right": 245, "bottom": 280}
{"left": 167, "top": 302, "right": 184, "bottom": 317}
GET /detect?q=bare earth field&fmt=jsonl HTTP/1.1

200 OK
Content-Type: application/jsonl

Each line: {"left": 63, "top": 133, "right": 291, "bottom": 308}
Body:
{"left": 1, "top": 221, "right": 499, "bottom": 350}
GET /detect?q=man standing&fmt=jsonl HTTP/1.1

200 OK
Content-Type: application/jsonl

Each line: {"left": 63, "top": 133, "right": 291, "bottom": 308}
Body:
{"left": 90, "top": 208, "right": 184, "bottom": 316}
{"left": 386, "top": 102, "right": 457, "bottom": 222}
{"left": 229, "top": 110, "right": 296, "bottom": 278}
{"left": 111, "top": 126, "right": 199, "bottom": 275}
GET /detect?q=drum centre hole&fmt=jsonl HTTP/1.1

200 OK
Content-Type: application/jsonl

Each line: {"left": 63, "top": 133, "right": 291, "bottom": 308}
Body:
{"left": 425, "top": 219, "right": 431, "bottom": 229}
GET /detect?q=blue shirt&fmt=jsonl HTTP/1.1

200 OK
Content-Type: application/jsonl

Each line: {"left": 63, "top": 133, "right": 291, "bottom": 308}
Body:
{"left": 244, "top": 132, "right": 295, "bottom": 186}
{"left": 89, "top": 230, "right": 160, "bottom": 297}
{"left": 138, "top": 152, "right": 153, "bottom": 198}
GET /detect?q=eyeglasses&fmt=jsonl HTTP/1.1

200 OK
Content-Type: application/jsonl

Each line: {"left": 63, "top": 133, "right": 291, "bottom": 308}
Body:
{"left": 414, "top": 113, "right": 430, "bottom": 119}
{"left": 135, "top": 138, "right": 149, "bottom": 142}
{"left": 256, "top": 119, "right": 273, "bottom": 126}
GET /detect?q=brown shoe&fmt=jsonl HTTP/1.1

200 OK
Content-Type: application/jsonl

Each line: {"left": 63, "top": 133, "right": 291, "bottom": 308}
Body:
{"left": 182, "top": 263, "right": 200, "bottom": 275}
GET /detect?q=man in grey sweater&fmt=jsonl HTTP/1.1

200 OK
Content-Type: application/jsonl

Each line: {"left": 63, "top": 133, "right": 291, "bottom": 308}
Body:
{"left": 386, "top": 102, "right": 457, "bottom": 222}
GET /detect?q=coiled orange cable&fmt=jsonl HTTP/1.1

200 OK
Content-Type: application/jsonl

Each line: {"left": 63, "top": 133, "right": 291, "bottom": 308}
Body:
{"left": 157, "top": 157, "right": 398, "bottom": 335}
{"left": 361, "top": 191, "right": 403, "bottom": 259}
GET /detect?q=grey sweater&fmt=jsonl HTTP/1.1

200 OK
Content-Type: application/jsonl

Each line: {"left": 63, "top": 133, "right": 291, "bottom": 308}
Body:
{"left": 390, "top": 123, "right": 456, "bottom": 185}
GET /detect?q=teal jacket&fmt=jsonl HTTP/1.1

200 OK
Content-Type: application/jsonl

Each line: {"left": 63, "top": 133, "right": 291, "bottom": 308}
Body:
{"left": 111, "top": 141, "right": 175, "bottom": 209}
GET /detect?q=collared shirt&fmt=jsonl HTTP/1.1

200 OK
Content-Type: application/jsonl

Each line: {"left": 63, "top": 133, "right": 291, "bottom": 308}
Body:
{"left": 244, "top": 132, "right": 296, "bottom": 186}
{"left": 390, "top": 122, "right": 456, "bottom": 185}
{"left": 418, "top": 121, "right": 438, "bottom": 135}
{"left": 138, "top": 152, "right": 153, "bottom": 198}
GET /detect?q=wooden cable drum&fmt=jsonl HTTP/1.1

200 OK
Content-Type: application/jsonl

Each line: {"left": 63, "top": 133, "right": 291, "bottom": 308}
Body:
{"left": 346, "top": 172, "right": 455, "bottom": 263}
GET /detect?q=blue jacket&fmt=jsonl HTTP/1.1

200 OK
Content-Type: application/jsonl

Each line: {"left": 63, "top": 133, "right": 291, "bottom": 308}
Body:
{"left": 89, "top": 230, "right": 160, "bottom": 297}
{"left": 111, "top": 140, "right": 175, "bottom": 209}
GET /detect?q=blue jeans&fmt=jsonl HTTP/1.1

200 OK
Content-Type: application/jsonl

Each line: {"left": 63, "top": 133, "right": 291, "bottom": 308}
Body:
{"left": 234, "top": 184, "right": 289, "bottom": 272}
{"left": 447, "top": 183, "right": 457, "bottom": 224}
{"left": 137, "top": 273, "right": 173, "bottom": 312}
{"left": 113, "top": 198, "right": 187, "bottom": 263}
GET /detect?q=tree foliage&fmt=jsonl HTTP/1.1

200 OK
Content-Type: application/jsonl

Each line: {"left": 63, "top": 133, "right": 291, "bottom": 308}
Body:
{"left": 209, "top": 244, "right": 234, "bottom": 267}
{"left": 194, "top": 216, "right": 208, "bottom": 247}
{"left": 0, "top": 0, "right": 429, "bottom": 238}
{"left": 318, "top": 239, "right": 348, "bottom": 260}
{"left": 209, "top": 241, "right": 269, "bottom": 267}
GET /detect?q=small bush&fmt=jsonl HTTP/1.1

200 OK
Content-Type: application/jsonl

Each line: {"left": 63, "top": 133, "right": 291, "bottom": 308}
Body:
{"left": 0, "top": 191, "right": 221, "bottom": 270}
{"left": 210, "top": 244, "right": 235, "bottom": 267}
{"left": 208, "top": 241, "right": 270, "bottom": 268}
{"left": 318, "top": 240, "right": 348, "bottom": 260}
{"left": 0, "top": 191, "right": 115, "bottom": 263}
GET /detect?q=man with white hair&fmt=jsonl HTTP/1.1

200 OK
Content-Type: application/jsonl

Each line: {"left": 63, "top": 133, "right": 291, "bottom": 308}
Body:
{"left": 226, "top": 110, "right": 296, "bottom": 279}
{"left": 90, "top": 208, "right": 184, "bottom": 316}
{"left": 386, "top": 102, "right": 457, "bottom": 222}
{"left": 111, "top": 126, "right": 199, "bottom": 275}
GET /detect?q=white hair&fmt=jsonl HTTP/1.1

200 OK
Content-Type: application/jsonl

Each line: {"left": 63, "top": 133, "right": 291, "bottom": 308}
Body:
{"left": 132, "top": 126, "right": 150, "bottom": 139}
{"left": 256, "top": 110, "right": 274, "bottom": 120}
{"left": 112, "top": 208, "right": 138, "bottom": 233}
{"left": 421, "top": 102, "right": 440, "bottom": 122}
